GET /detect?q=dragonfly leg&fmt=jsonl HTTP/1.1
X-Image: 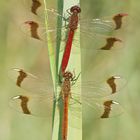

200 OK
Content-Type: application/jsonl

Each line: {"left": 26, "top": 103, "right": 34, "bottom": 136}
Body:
{"left": 58, "top": 72, "right": 63, "bottom": 85}
{"left": 64, "top": 19, "right": 69, "bottom": 28}
{"left": 70, "top": 96, "right": 82, "bottom": 105}
{"left": 66, "top": 8, "right": 72, "bottom": 15}
{"left": 71, "top": 72, "right": 81, "bottom": 85}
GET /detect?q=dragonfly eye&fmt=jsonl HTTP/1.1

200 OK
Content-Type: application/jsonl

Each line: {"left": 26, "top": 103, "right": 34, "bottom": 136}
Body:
{"left": 68, "top": 72, "right": 73, "bottom": 79}
{"left": 70, "top": 5, "right": 81, "bottom": 13}
{"left": 63, "top": 72, "right": 68, "bottom": 77}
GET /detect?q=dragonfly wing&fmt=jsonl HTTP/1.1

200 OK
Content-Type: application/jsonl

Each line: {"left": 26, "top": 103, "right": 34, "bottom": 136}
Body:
{"left": 67, "top": 96, "right": 82, "bottom": 128}
{"left": 10, "top": 94, "right": 54, "bottom": 117}
{"left": 72, "top": 75, "right": 126, "bottom": 98}
{"left": 21, "top": 0, "right": 45, "bottom": 40}
{"left": 80, "top": 13, "right": 128, "bottom": 34}
{"left": 22, "top": 0, "right": 68, "bottom": 43}
{"left": 80, "top": 13, "right": 128, "bottom": 50}
{"left": 80, "top": 33, "right": 122, "bottom": 50}
{"left": 9, "top": 68, "right": 53, "bottom": 95}
{"left": 69, "top": 95, "right": 82, "bottom": 118}
{"left": 83, "top": 98, "right": 124, "bottom": 119}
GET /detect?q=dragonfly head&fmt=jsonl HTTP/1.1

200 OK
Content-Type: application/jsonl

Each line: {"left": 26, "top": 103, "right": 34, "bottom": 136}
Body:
{"left": 63, "top": 71, "right": 73, "bottom": 80}
{"left": 70, "top": 5, "right": 81, "bottom": 13}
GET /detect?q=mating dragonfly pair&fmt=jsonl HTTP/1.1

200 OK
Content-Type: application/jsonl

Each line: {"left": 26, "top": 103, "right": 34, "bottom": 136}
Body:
{"left": 10, "top": 0, "right": 128, "bottom": 120}
{"left": 10, "top": 0, "right": 127, "bottom": 140}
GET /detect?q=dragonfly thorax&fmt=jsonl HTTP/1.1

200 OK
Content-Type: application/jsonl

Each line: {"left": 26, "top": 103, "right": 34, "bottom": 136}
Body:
{"left": 62, "top": 80, "right": 71, "bottom": 94}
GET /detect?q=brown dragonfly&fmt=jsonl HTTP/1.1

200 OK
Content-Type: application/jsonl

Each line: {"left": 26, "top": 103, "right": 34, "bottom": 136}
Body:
{"left": 9, "top": 68, "right": 126, "bottom": 140}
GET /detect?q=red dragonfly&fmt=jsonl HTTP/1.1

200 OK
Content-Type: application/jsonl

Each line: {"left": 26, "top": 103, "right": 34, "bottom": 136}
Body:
{"left": 9, "top": 68, "right": 126, "bottom": 140}
{"left": 21, "top": 0, "right": 128, "bottom": 73}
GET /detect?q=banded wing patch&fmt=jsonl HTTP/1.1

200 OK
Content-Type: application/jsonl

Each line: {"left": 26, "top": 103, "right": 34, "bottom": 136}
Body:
{"left": 113, "top": 13, "right": 128, "bottom": 30}
{"left": 24, "top": 21, "right": 41, "bottom": 40}
{"left": 100, "top": 100, "right": 121, "bottom": 118}
{"left": 12, "top": 95, "right": 31, "bottom": 114}
{"left": 100, "top": 37, "right": 122, "bottom": 50}
{"left": 31, "top": 0, "right": 42, "bottom": 15}
{"left": 23, "top": 0, "right": 44, "bottom": 16}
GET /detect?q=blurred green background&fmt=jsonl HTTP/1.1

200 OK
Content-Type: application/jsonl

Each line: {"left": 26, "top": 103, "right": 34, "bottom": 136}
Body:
{"left": 0, "top": 0, "right": 140, "bottom": 140}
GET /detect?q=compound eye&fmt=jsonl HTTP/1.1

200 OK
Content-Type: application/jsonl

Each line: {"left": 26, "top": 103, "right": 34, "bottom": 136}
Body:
{"left": 70, "top": 6, "right": 81, "bottom": 13}
{"left": 68, "top": 73, "right": 72, "bottom": 78}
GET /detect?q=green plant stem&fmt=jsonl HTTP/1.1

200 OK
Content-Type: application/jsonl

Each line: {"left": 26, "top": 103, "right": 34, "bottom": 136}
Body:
{"left": 56, "top": 1, "right": 64, "bottom": 140}
{"left": 43, "top": 0, "right": 56, "bottom": 135}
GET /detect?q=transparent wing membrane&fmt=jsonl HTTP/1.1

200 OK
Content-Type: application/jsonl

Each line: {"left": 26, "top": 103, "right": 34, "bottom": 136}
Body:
{"left": 83, "top": 98, "right": 124, "bottom": 119}
{"left": 10, "top": 94, "right": 53, "bottom": 117}
{"left": 9, "top": 68, "right": 53, "bottom": 95}
{"left": 72, "top": 75, "right": 126, "bottom": 98}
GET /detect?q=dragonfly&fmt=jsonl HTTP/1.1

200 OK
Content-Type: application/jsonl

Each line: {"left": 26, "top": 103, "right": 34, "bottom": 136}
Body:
{"left": 9, "top": 68, "right": 126, "bottom": 140}
{"left": 21, "top": 0, "right": 128, "bottom": 73}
